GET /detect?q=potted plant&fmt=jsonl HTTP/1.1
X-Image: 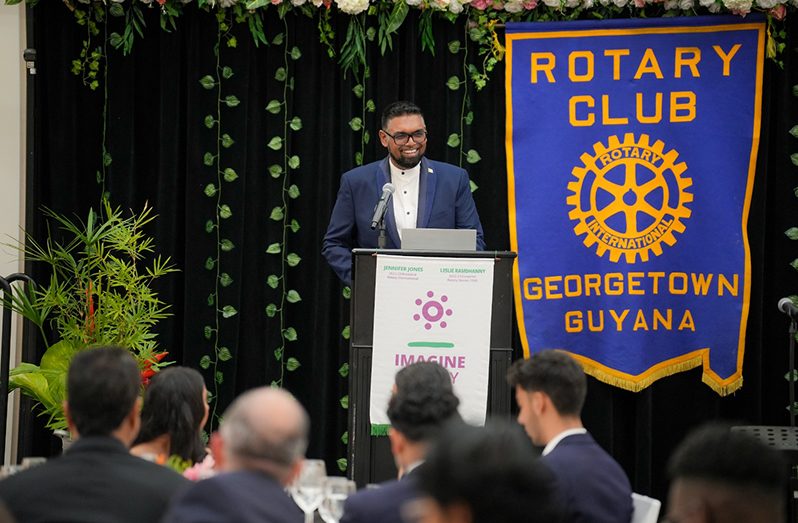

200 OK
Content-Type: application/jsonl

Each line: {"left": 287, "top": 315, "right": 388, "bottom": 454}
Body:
{"left": 7, "top": 200, "right": 177, "bottom": 433}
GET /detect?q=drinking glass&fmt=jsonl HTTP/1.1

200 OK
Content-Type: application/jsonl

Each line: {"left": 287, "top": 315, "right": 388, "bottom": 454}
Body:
{"left": 290, "top": 459, "right": 327, "bottom": 523}
{"left": 318, "top": 477, "right": 356, "bottom": 523}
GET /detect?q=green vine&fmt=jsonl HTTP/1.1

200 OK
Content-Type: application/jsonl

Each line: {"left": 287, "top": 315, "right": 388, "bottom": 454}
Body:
{"left": 70, "top": 5, "right": 104, "bottom": 90}
{"left": 338, "top": 286, "right": 351, "bottom": 473}
{"left": 265, "top": 13, "right": 304, "bottom": 387}
{"left": 198, "top": 9, "right": 240, "bottom": 430}
{"left": 786, "top": 37, "right": 798, "bottom": 415}
{"left": 446, "top": 23, "right": 482, "bottom": 184}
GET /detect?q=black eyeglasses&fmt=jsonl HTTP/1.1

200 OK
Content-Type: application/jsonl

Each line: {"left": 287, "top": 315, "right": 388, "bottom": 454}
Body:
{"left": 382, "top": 129, "right": 428, "bottom": 146}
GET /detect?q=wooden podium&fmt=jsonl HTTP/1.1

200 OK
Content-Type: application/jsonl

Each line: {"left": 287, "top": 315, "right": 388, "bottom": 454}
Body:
{"left": 347, "top": 249, "right": 517, "bottom": 486}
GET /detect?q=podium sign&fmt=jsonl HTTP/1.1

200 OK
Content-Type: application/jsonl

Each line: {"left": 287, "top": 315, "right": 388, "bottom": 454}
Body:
{"left": 370, "top": 255, "right": 495, "bottom": 431}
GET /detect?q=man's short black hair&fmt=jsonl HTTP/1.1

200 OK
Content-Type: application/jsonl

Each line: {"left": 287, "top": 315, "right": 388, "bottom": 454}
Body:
{"left": 419, "top": 421, "right": 564, "bottom": 523}
{"left": 506, "top": 349, "right": 586, "bottom": 416}
{"left": 67, "top": 346, "right": 140, "bottom": 437}
{"left": 381, "top": 101, "right": 424, "bottom": 130}
{"left": 668, "top": 423, "right": 786, "bottom": 495}
{"left": 387, "top": 362, "right": 460, "bottom": 442}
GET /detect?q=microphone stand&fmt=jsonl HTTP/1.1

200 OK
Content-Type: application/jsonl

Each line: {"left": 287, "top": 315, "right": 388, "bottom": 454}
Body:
{"left": 377, "top": 215, "right": 388, "bottom": 249}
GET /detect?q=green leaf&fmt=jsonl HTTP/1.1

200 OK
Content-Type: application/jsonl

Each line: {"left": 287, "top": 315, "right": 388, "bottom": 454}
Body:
{"left": 342, "top": 286, "right": 351, "bottom": 299}
{"left": 227, "top": 36, "right": 237, "bottom": 49}
{"left": 364, "top": 130, "right": 370, "bottom": 145}
{"left": 204, "top": 257, "right": 216, "bottom": 270}
{"left": 199, "top": 75, "right": 216, "bottom": 89}
{"left": 203, "top": 152, "right": 215, "bottom": 166}
{"left": 341, "top": 431, "right": 349, "bottom": 445}
{"left": 366, "top": 99, "right": 376, "bottom": 113}
{"left": 342, "top": 325, "right": 350, "bottom": 340}
{"left": 221, "top": 66, "right": 234, "bottom": 79}
{"left": 109, "top": 2, "right": 124, "bottom": 16}
{"left": 219, "top": 273, "right": 233, "bottom": 287}
{"left": 268, "top": 164, "right": 283, "bottom": 178}
{"left": 267, "top": 137, "right": 283, "bottom": 151}
{"left": 791, "top": 258, "right": 798, "bottom": 271}
{"left": 289, "top": 116, "right": 303, "bottom": 131}
{"left": 286, "top": 253, "right": 301, "bottom": 267}
{"left": 340, "top": 395, "right": 349, "bottom": 409}
{"left": 267, "top": 274, "right": 280, "bottom": 288}
{"left": 470, "top": 180, "right": 479, "bottom": 193}
{"left": 352, "top": 84, "right": 364, "bottom": 98}
{"left": 270, "top": 207, "right": 285, "bottom": 221}
{"left": 221, "top": 305, "right": 238, "bottom": 318}
{"left": 205, "top": 220, "right": 215, "bottom": 233}
{"left": 792, "top": 153, "right": 798, "bottom": 167}
{"left": 290, "top": 46, "right": 302, "bottom": 60}
{"left": 272, "top": 32, "right": 284, "bottom": 45}
{"left": 448, "top": 40, "right": 461, "bottom": 54}
{"left": 223, "top": 168, "right": 238, "bottom": 182}
{"left": 464, "top": 111, "right": 474, "bottom": 125}
{"left": 218, "top": 347, "right": 232, "bottom": 361}
{"left": 466, "top": 149, "right": 482, "bottom": 164}
{"left": 266, "top": 99, "right": 282, "bottom": 114}
{"left": 790, "top": 125, "right": 798, "bottom": 139}
{"left": 204, "top": 184, "right": 217, "bottom": 197}
{"left": 349, "top": 117, "right": 362, "bottom": 131}
{"left": 288, "top": 156, "right": 300, "bottom": 170}
{"left": 283, "top": 327, "right": 298, "bottom": 341}
{"left": 337, "top": 458, "right": 348, "bottom": 472}
{"left": 446, "top": 76, "right": 461, "bottom": 91}
{"left": 275, "top": 67, "right": 287, "bottom": 82}
{"left": 286, "top": 357, "right": 301, "bottom": 371}
{"left": 355, "top": 152, "right": 363, "bottom": 166}
{"left": 366, "top": 27, "right": 376, "bottom": 41}
{"left": 793, "top": 84, "right": 798, "bottom": 97}
{"left": 199, "top": 355, "right": 211, "bottom": 369}
{"left": 447, "top": 133, "right": 461, "bottom": 148}
{"left": 786, "top": 228, "right": 798, "bottom": 240}
{"left": 221, "top": 134, "right": 234, "bottom": 148}
{"left": 339, "top": 363, "right": 349, "bottom": 378}
{"left": 223, "top": 95, "right": 240, "bottom": 108}
{"left": 266, "top": 242, "right": 282, "bottom": 254}
{"left": 274, "top": 347, "right": 284, "bottom": 361}
{"left": 289, "top": 219, "right": 300, "bottom": 233}
{"left": 204, "top": 115, "right": 216, "bottom": 129}
{"left": 220, "top": 239, "right": 235, "bottom": 252}
{"left": 204, "top": 326, "right": 213, "bottom": 339}
{"left": 785, "top": 370, "right": 798, "bottom": 382}
{"left": 286, "top": 290, "right": 302, "bottom": 303}
{"left": 215, "top": 371, "right": 224, "bottom": 384}
{"left": 265, "top": 303, "right": 278, "bottom": 317}
{"left": 219, "top": 204, "right": 232, "bottom": 219}
{"left": 287, "top": 184, "right": 300, "bottom": 199}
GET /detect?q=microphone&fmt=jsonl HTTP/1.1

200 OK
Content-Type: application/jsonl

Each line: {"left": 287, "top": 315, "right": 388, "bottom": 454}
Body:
{"left": 370, "top": 183, "right": 396, "bottom": 230}
{"left": 778, "top": 297, "right": 798, "bottom": 320}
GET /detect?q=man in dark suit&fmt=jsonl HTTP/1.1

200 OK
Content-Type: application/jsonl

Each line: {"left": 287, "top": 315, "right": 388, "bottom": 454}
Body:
{"left": 341, "top": 362, "right": 461, "bottom": 523}
{"left": 507, "top": 350, "right": 633, "bottom": 523}
{"left": 163, "top": 387, "right": 307, "bottom": 523}
{"left": 322, "top": 101, "right": 486, "bottom": 285}
{"left": 0, "top": 346, "right": 189, "bottom": 523}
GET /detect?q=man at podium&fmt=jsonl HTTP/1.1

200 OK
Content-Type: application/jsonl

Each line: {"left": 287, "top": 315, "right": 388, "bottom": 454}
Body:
{"left": 322, "top": 101, "right": 486, "bottom": 285}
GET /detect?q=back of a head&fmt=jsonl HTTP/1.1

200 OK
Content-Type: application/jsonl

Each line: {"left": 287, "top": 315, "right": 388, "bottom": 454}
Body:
{"left": 506, "top": 349, "right": 586, "bottom": 416}
{"left": 67, "top": 346, "right": 140, "bottom": 437}
{"left": 418, "top": 420, "right": 563, "bottom": 523}
{"left": 668, "top": 423, "right": 786, "bottom": 523}
{"left": 220, "top": 387, "right": 309, "bottom": 476}
{"left": 388, "top": 362, "right": 460, "bottom": 442}
{"left": 134, "top": 366, "right": 207, "bottom": 462}
{"left": 381, "top": 100, "right": 423, "bottom": 129}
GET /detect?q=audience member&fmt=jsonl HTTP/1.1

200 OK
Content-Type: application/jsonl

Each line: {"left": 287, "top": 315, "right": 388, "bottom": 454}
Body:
{"left": 412, "top": 420, "right": 564, "bottom": 523}
{"left": 665, "top": 423, "right": 786, "bottom": 523}
{"left": 341, "top": 362, "right": 461, "bottom": 523}
{"left": 132, "top": 366, "right": 209, "bottom": 466}
{"left": 0, "top": 346, "right": 189, "bottom": 522}
{"left": 507, "top": 349, "right": 633, "bottom": 523}
{"left": 163, "top": 387, "right": 307, "bottom": 523}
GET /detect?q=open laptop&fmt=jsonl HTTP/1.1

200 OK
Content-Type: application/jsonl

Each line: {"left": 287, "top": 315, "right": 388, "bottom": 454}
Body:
{"left": 400, "top": 228, "right": 477, "bottom": 251}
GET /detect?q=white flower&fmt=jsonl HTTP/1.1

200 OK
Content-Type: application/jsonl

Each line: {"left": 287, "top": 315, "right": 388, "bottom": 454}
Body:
{"left": 312, "top": 0, "right": 324, "bottom": 6}
{"left": 405, "top": 0, "right": 424, "bottom": 5}
{"left": 582, "top": 0, "right": 595, "bottom": 8}
{"left": 291, "top": 0, "right": 308, "bottom": 5}
{"left": 664, "top": 0, "right": 678, "bottom": 7}
{"left": 722, "top": 0, "right": 751, "bottom": 11}
{"left": 219, "top": 0, "right": 238, "bottom": 6}
{"left": 612, "top": 0, "right": 628, "bottom": 7}
{"left": 335, "top": 0, "right": 369, "bottom": 13}
{"left": 542, "top": 0, "right": 560, "bottom": 7}
{"left": 708, "top": 1, "right": 721, "bottom": 9}
{"left": 432, "top": 0, "right": 451, "bottom": 9}
{"left": 755, "top": 0, "right": 779, "bottom": 8}
{"left": 678, "top": 0, "right": 694, "bottom": 8}
{"left": 504, "top": 0, "right": 525, "bottom": 10}
{"left": 449, "top": 0, "right": 466, "bottom": 12}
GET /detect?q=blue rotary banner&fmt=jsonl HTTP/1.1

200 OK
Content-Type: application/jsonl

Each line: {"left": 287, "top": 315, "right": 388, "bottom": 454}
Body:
{"left": 505, "top": 16, "right": 764, "bottom": 395}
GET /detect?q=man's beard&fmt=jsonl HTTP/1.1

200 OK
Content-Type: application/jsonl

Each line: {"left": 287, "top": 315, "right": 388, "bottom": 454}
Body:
{"left": 390, "top": 150, "right": 422, "bottom": 169}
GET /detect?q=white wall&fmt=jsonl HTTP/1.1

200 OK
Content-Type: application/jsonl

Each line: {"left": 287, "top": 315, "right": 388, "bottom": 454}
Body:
{"left": 0, "top": 3, "right": 26, "bottom": 464}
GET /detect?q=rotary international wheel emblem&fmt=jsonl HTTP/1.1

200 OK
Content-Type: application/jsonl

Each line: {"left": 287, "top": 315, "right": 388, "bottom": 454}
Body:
{"left": 566, "top": 133, "right": 693, "bottom": 263}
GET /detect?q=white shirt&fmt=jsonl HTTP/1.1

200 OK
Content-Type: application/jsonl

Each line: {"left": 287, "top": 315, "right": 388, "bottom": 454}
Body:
{"left": 541, "top": 427, "right": 588, "bottom": 456}
{"left": 389, "top": 160, "right": 421, "bottom": 239}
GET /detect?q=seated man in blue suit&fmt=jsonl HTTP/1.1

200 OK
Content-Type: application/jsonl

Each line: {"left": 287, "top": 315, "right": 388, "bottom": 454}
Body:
{"left": 507, "top": 350, "right": 633, "bottom": 523}
{"left": 341, "top": 362, "right": 462, "bottom": 523}
{"left": 322, "top": 101, "right": 486, "bottom": 285}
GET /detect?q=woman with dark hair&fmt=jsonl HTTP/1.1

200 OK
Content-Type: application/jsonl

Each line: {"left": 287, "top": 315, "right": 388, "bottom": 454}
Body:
{"left": 132, "top": 367, "right": 209, "bottom": 465}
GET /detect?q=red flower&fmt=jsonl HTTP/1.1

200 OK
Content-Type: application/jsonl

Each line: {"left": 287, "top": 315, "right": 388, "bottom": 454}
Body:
{"left": 140, "top": 352, "right": 169, "bottom": 385}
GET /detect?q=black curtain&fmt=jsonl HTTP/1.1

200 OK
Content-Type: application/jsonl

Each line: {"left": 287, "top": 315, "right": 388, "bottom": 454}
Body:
{"left": 20, "top": 2, "right": 798, "bottom": 503}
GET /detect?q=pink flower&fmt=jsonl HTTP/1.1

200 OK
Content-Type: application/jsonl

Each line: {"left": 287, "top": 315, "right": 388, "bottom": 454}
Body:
{"left": 271, "top": 0, "right": 282, "bottom": 4}
{"left": 471, "top": 0, "right": 491, "bottom": 9}
{"left": 769, "top": 4, "right": 786, "bottom": 19}
{"left": 634, "top": 0, "right": 646, "bottom": 7}
{"left": 523, "top": 0, "right": 538, "bottom": 8}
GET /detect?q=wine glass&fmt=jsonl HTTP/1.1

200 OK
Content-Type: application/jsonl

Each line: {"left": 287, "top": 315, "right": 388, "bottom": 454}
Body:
{"left": 318, "top": 477, "right": 357, "bottom": 523}
{"left": 291, "top": 459, "right": 327, "bottom": 523}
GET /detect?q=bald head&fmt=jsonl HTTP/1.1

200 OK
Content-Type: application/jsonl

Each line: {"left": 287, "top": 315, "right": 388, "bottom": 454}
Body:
{"left": 219, "top": 387, "right": 309, "bottom": 479}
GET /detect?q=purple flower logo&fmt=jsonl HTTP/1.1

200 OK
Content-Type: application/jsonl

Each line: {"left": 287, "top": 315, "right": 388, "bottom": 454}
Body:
{"left": 413, "top": 290, "right": 453, "bottom": 330}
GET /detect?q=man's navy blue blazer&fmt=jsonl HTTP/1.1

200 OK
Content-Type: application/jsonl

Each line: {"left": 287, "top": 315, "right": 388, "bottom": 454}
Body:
{"left": 340, "top": 472, "right": 420, "bottom": 523}
{"left": 541, "top": 432, "right": 634, "bottom": 523}
{"left": 322, "top": 157, "right": 485, "bottom": 285}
